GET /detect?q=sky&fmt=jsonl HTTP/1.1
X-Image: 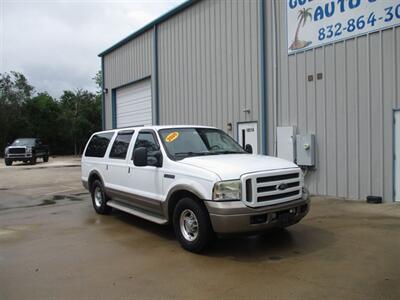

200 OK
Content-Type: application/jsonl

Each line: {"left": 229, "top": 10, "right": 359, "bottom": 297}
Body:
{"left": 0, "top": 0, "right": 185, "bottom": 98}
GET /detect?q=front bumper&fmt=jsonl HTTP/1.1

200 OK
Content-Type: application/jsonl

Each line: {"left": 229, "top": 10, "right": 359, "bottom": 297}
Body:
{"left": 205, "top": 198, "right": 310, "bottom": 234}
{"left": 5, "top": 153, "right": 32, "bottom": 160}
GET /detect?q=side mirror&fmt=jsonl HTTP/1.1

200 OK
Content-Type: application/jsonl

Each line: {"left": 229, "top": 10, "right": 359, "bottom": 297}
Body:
{"left": 244, "top": 144, "right": 253, "bottom": 154}
{"left": 6, "top": 142, "right": 11, "bottom": 147}
{"left": 133, "top": 147, "right": 148, "bottom": 167}
{"left": 147, "top": 150, "right": 163, "bottom": 167}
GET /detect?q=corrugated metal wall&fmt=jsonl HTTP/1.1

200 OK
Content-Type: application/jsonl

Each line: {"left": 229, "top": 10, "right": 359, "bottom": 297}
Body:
{"left": 101, "top": 0, "right": 400, "bottom": 201}
{"left": 103, "top": 30, "right": 153, "bottom": 129}
{"left": 265, "top": 1, "right": 400, "bottom": 201}
{"left": 157, "top": 0, "right": 260, "bottom": 141}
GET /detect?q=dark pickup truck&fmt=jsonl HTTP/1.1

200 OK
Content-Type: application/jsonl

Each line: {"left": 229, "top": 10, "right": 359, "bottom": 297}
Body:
{"left": 4, "top": 138, "right": 49, "bottom": 166}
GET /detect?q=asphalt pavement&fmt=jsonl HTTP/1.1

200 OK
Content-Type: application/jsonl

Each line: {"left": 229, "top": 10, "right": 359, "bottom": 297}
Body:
{"left": 0, "top": 157, "right": 399, "bottom": 299}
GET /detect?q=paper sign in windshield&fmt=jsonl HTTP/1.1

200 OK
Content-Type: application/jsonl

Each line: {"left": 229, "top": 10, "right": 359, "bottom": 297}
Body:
{"left": 165, "top": 131, "right": 180, "bottom": 143}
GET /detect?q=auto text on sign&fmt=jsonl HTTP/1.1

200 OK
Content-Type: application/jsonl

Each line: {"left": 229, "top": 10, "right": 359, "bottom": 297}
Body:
{"left": 287, "top": 0, "right": 400, "bottom": 54}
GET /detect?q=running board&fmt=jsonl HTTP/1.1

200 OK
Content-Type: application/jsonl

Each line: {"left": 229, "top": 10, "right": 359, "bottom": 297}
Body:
{"left": 107, "top": 200, "right": 168, "bottom": 225}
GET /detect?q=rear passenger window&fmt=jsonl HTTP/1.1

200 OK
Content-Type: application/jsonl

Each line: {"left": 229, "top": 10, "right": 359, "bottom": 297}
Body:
{"left": 84, "top": 132, "right": 114, "bottom": 157}
{"left": 109, "top": 130, "right": 134, "bottom": 159}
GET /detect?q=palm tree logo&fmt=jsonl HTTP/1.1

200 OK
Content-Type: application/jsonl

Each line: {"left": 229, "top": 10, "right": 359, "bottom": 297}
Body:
{"left": 289, "top": 8, "right": 313, "bottom": 51}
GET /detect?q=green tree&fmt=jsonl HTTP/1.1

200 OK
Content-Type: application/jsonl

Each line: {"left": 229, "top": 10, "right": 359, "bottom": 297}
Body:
{"left": 0, "top": 72, "right": 34, "bottom": 150}
{"left": 0, "top": 71, "right": 101, "bottom": 156}
{"left": 22, "top": 92, "right": 61, "bottom": 152}
{"left": 58, "top": 89, "right": 101, "bottom": 155}
{"left": 93, "top": 70, "right": 102, "bottom": 94}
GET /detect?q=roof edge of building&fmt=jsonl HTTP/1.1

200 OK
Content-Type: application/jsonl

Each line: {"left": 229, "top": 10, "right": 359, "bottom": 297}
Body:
{"left": 98, "top": 0, "right": 197, "bottom": 57}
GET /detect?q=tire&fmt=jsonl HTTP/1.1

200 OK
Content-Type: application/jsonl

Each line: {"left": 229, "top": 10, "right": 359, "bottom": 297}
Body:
{"left": 43, "top": 156, "right": 49, "bottom": 163}
{"left": 91, "top": 179, "right": 112, "bottom": 215}
{"left": 30, "top": 156, "right": 37, "bottom": 165}
{"left": 5, "top": 159, "right": 12, "bottom": 166}
{"left": 173, "top": 197, "right": 213, "bottom": 253}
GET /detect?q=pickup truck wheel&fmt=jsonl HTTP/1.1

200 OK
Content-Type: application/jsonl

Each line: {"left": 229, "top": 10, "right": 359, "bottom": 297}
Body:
{"left": 43, "top": 156, "right": 49, "bottom": 162}
{"left": 30, "top": 156, "right": 37, "bottom": 165}
{"left": 4, "top": 159, "right": 12, "bottom": 166}
{"left": 91, "top": 180, "right": 112, "bottom": 215}
{"left": 173, "top": 197, "right": 213, "bottom": 253}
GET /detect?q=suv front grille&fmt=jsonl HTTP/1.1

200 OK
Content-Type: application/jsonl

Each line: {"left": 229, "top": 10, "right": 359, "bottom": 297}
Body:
{"left": 8, "top": 147, "right": 26, "bottom": 154}
{"left": 241, "top": 169, "right": 302, "bottom": 207}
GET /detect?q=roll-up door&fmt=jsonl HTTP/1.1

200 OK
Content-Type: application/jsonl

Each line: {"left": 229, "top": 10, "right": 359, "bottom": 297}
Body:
{"left": 116, "top": 78, "right": 152, "bottom": 128}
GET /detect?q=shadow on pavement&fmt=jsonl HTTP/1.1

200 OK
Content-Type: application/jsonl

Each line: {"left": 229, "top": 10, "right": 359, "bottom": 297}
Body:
{"left": 99, "top": 207, "right": 335, "bottom": 260}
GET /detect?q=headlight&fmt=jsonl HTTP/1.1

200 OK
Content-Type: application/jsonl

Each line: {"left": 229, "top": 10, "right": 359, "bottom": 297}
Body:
{"left": 212, "top": 180, "right": 241, "bottom": 201}
{"left": 5, "top": 147, "right": 8, "bottom": 154}
{"left": 26, "top": 148, "right": 32, "bottom": 153}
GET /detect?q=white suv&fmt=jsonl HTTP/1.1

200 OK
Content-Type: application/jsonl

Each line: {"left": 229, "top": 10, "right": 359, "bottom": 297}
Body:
{"left": 82, "top": 125, "right": 309, "bottom": 252}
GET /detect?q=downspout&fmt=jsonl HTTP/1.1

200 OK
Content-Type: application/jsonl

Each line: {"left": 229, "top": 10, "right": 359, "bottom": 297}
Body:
{"left": 152, "top": 24, "right": 160, "bottom": 125}
{"left": 101, "top": 56, "right": 105, "bottom": 130}
{"left": 111, "top": 89, "right": 117, "bottom": 129}
{"left": 259, "top": 0, "right": 268, "bottom": 154}
{"left": 272, "top": 0, "right": 279, "bottom": 156}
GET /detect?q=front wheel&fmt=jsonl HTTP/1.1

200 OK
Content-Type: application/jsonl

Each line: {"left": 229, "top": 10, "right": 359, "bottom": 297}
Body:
{"left": 91, "top": 180, "right": 112, "bottom": 215}
{"left": 30, "top": 156, "right": 37, "bottom": 165}
{"left": 173, "top": 197, "right": 213, "bottom": 253}
{"left": 5, "top": 159, "right": 12, "bottom": 166}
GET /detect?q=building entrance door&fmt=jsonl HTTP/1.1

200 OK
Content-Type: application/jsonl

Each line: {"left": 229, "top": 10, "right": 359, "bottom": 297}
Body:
{"left": 237, "top": 122, "right": 258, "bottom": 155}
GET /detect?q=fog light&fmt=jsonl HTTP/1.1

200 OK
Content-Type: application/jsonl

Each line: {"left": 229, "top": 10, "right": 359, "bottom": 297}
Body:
{"left": 250, "top": 214, "right": 268, "bottom": 225}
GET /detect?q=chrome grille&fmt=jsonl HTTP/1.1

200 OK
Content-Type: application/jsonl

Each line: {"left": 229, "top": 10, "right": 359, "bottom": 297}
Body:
{"left": 8, "top": 147, "right": 26, "bottom": 154}
{"left": 241, "top": 169, "right": 302, "bottom": 207}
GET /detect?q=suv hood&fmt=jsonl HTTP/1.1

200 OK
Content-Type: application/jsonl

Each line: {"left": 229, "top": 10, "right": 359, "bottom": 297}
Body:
{"left": 179, "top": 154, "right": 299, "bottom": 180}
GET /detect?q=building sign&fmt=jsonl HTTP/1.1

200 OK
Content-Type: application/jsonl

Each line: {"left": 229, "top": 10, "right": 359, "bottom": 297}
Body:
{"left": 287, "top": 0, "right": 400, "bottom": 54}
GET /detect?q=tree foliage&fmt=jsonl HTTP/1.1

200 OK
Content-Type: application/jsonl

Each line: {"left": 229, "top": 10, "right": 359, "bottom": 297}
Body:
{"left": 0, "top": 71, "right": 101, "bottom": 156}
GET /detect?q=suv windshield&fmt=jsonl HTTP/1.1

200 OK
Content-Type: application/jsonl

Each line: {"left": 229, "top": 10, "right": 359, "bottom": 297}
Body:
{"left": 11, "top": 138, "right": 36, "bottom": 147}
{"left": 159, "top": 128, "right": 246, "bottom": 160}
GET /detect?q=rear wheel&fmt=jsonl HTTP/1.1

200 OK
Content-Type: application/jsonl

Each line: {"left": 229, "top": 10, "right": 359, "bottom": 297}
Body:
{"left": 173, "top": 197, "right": 213, "bottom": 253}
{"left": 4, "top": 159, "right": 12, "bottom": 166}
{"left": 91, "top": 179, "right": 112, "bottom": 215}
{"left": 43, "top": 156, "right": 49, "bottom": 162}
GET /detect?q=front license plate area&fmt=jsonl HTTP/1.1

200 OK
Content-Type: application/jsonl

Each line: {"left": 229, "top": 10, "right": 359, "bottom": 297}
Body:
{"left": 277, "top": 208, "right": 296, "bottom": 224}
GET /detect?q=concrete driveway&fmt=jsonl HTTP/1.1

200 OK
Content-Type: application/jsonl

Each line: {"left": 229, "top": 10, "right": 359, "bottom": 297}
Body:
{"left": 0, "top": 157, "right": 399, "bottom": 299}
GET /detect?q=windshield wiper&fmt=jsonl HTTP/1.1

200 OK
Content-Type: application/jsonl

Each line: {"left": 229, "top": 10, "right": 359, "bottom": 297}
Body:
{"left": 212, "top": 150, "right": 246, "bottom": 155}
{"left": 174, "top": 151, "right": 210, "bottom": 158}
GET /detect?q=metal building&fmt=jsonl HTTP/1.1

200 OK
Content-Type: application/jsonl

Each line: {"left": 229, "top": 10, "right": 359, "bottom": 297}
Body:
{"left": 99, "top": 0, "right": 400, "bottom": 202}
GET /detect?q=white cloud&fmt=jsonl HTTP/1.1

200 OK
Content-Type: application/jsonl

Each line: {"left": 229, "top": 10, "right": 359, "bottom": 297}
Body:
{"left": 0, "top": 0, "right": 185, "bottom": 97}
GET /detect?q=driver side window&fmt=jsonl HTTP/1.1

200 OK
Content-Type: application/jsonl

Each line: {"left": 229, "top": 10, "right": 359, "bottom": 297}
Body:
{"left": 134, "top": 131, "right": 159, "bottom": 154}
{"left": 205, "top": 132, "right": 230, "bottom": 149}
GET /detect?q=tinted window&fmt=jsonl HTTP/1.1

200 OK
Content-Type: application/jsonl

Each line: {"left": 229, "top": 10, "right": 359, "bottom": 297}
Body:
{"left": 11, "top": 138, "right": 36, "bottom": 147}
{"left": 134, "top": 131, "right": 159, "bottom": 153}
{"left": 109, "top": 131, "right": 134, "bottom": 159}
{"left": 158, "top": 128, "right": 245, "bottom": 160}
{"left": 85, "top": 132, "right": 114, "bottom": 157}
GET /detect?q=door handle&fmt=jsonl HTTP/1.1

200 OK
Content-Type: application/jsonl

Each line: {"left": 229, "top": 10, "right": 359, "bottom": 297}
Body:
{"left": 128, "top": 167, "right": 130, "bottom": 174}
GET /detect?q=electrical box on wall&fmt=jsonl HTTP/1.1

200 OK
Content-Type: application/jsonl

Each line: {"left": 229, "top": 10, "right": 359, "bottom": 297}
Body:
{"left": 296, "top": 134, "right": 315, "bottom": 167}
{"left": 277, "top": 126, "right": 296, "bottom": 162}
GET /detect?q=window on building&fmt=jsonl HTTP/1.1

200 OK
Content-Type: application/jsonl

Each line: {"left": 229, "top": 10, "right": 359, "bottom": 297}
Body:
{"left": 84, "top": 132, "right": 114, "bottom": 157}
{"left": 109, "top": 130, "right": 134, "bottom": 159}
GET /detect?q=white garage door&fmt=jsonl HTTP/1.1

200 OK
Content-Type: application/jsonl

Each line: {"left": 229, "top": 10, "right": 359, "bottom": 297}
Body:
{"left": 116, "top": 79, "right": 152, "bottom": 128}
